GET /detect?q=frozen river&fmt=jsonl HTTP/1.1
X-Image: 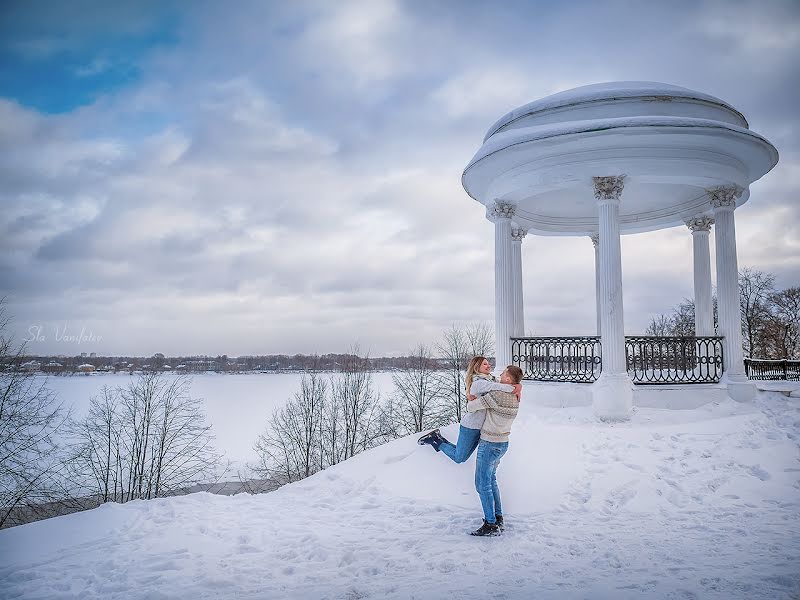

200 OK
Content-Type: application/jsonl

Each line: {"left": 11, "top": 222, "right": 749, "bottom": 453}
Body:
{"left": 40, "top": 372, "right": 398, "bottom": 470}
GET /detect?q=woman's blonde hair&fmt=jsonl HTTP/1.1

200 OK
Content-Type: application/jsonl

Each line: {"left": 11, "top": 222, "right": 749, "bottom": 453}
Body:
{"left": 465, "top": 355, "right": 488, "bottom": 395}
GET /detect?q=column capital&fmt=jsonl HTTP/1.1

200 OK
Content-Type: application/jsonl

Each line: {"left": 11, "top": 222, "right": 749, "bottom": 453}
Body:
{"left": 685, "top": 215, "right": 715, "bottom": 233}
{"left": 708, "top": 185, "right": 743, "bottom": 211}
{"left": 590, "top": 233, "right": 600, "bottom": 248}
{"left": 593, "top": 175, "right": 626, "bottom": 203}
{"left": 486, "top": 201, "right": 516, "bottom": 222}
{"left": 510, "top": 226, "right": 527, "bottom": 242}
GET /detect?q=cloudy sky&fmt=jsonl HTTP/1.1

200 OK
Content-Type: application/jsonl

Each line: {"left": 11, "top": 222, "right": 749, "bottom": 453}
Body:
{"left": 1, "top": 0, "right": 798, "bottom": 358}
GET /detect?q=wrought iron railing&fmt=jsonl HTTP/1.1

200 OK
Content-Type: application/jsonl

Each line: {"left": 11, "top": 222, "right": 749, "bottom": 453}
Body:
{"left": 744, "top": 358, "right": 800, "bottom": 381}
{"left": 511, "top": 336, "right": 602, "bottom": 383}
{"left": 511, "top": 336, "right": 724, "bottom": 384}
{"left": 624, "top": 336, "right": 723, "bottom": 384}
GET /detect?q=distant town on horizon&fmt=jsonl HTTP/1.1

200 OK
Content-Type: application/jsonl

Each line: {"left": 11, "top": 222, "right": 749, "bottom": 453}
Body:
{"left": 7, "top": 351, "right": 453, "bottom": 375}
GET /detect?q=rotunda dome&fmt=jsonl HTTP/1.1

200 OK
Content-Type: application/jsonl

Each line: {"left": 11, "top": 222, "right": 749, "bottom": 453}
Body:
{"left": 462, "top": 81, "right": 778, "bottom": 235}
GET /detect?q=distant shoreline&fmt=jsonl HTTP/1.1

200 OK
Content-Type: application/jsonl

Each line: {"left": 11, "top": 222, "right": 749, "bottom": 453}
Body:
{"left": 29, "top": 369, "right": 403, "bottom": 376}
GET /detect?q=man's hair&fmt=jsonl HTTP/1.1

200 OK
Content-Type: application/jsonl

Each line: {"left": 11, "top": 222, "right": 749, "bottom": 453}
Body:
{"left": 504, "top": 365, "right": 523, "bottom": 384}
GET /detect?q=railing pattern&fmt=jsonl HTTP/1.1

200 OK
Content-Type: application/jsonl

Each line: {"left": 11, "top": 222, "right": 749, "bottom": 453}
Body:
{"left": 511, "top": 336, "right": 602, "bottom": 383}
{"left": 625, "top": 336, "right": 724, "bottom": 384}
{"left": 744, "top": 358, "right": 800, "bottom": 381}
{"left": 511, "top": 336, "right": 724, "bottom": 384}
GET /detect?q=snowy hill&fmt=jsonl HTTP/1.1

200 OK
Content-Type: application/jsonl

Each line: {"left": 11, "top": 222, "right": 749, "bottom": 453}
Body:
{"left": 1, "top": 392, "right": 799, "bottom": 599}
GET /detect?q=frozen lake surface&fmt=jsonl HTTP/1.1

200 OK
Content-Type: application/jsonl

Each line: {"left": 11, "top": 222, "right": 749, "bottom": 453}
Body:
{"left": 42, "top": 372, "right": 398, "bottom": 469}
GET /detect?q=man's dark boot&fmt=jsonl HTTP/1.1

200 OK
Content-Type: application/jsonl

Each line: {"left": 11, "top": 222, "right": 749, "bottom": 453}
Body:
{"left": 470, "top": 520, "right": 500, "bottom": 536}
{"left": 495, "top": 515, "right": 504, "bottom": 531}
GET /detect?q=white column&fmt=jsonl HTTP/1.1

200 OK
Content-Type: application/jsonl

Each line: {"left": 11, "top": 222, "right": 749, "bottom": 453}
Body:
{"left": 591, "top": 176, "right": 633, "bottom": 421}
{"left": 686, "top": 216, "right": 715, "bottom": 336}
{"left": 710, "top": 186, "right": 755, "bottom": 401}
{"left": 590, "top": 234, "right": 601, "bottom": 337}
{"left": 511, "top": 226, "right": 527, "bottom": 337}
{"left": 489, "top": 202, "right": 515, "bottom": 370}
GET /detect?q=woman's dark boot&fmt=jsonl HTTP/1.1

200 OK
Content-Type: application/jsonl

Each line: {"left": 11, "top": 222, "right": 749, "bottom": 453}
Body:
{"left": 495, "top": 515, "right": 504, "bottom": 531}
{"left": 470, "top": 520, "right": 500, "bottom": 536}
{"left": 417, "top": 429, "right": 444, "bottom": 450}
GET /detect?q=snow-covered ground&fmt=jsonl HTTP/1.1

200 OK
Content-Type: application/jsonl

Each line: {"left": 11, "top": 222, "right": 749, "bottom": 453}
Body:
{"left": 1, "top": 391, "right": 798, "bottom": 599}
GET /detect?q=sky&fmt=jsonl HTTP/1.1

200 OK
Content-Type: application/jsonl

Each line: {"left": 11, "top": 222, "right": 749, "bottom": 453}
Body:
{"left": 1, "top": 0, "right": 798, "bottom": 358}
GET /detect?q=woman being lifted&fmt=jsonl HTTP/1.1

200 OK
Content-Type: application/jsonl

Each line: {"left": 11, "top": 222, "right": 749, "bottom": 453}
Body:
{"left": 417, "top": 356, "right": 521, "bottom": 464}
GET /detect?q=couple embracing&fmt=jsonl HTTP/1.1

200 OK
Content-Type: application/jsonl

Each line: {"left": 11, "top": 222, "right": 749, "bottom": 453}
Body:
{"left": 417, "top": 356, "right": 523, "bottom": 537}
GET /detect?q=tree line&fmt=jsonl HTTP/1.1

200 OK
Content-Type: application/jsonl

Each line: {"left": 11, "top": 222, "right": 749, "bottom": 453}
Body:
{"left": 646, "top": 267, "right": 799, "bottom": 360}
{"left": 5, "top": 350, "right": 469, "bottom": 375}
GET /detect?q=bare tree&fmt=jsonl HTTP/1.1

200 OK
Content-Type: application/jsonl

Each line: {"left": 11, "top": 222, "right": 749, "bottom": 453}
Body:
{"left": 0, "top": 305, "right": 69, "bottom": 528}
{"left": 464, "top": 322, "right": 494, "bottom": 359}
{"left": 147, "top": 376, "right": 223, "bottom": 498}
{"left": 251, "top": 368, "right": 328, "bottom": 486}
{"left": 68, "top": 372, "right": 223, "bottom": 503}
{"left": 769, "top": 287, "right": 800, "bottom": 359}
{"left": 68, "top": 386, "right": 120, "bottom": 503}
{"left": 371, "top": 394, "right": 403, "bottom": 445}
{"left": 320, "top": 374, "right": 343, "bottom": 468}
{"left": 645, "top": 314, "right": 672, "bottom": 336}
{"left": 436, "top": 324, "right": 470, "bottom": 422}
{"left": 740, "top": 268, "right": 776, "bottom": 357}
{"left": 391, "top": 345, "right": 448, "bottom": 434}
{"left": 647, "top": 266, "right": 800, "bottom": 361}
{"left": 670, "top": 299, "right": 696, "bottom": 337}
{"left": 646, "top": 297, "right": 719, "bottom": 338}
{"left": 330, "top": 347, "right": 380, "bottom": 461}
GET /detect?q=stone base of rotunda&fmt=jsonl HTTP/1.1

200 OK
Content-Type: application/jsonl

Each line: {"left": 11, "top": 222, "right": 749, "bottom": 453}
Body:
{"left": 591, "top": 373, "right": 634, "bottom": 421}
{"left": 518, "top": 380, "right": 749, "bottom": 412}
{"left": 722, "top": 374, "right": 758, "bottom": 403}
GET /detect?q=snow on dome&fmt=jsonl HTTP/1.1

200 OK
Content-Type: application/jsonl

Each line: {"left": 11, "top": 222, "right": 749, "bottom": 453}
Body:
{"left": 484, "top": 81, "right": 747, "bottom": 142}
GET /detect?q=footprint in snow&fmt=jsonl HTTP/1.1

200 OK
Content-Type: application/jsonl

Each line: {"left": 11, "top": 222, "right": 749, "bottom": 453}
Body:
{"left": 383, "top": 451, "right": 414, "bottom": 464}
{"left": 604, "top": 481, "right": 638, "bottom": 511}
{"left": 746, "top": 465, "right": 771, "bottom": 481}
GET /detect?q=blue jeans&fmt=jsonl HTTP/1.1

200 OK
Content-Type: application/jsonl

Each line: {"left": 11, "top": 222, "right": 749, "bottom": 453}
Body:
{"left": 475, "top": 440, "right": 508, "bottom": 524}
{"left": 439, "top": 426, "right": 481, "bottom": 464}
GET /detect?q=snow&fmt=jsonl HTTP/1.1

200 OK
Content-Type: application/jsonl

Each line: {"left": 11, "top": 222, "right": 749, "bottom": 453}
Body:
{"left": 467, "top": 114, "right": 772, "bottom": 170}
{"left": 484, "top": 81, "right": 741, "bottom": 141}
{"left": 1, "top": 391, "right": 798, "bottom": 599}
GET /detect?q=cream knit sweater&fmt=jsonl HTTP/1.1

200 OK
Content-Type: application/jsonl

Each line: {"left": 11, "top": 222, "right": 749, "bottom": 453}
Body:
{"left": 461, "top": 374, "right": 514, "bottom": 429}
{"left": 466, "top": 388, "right": 520, "bottom": 443}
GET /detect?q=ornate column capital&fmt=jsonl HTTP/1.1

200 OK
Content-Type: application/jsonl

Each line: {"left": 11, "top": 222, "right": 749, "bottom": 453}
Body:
{"left": 510, "top": 226, "right": 527, "bottom": 242}
{"left": 593, "top": 175, "right": 626, "bottom": 203}
{"left": 685, "top": 215, "right": 715, "bottom": 233}
{"left": 708, "top": 185, "right": 743, "bottom": 210}
{"left": 486, "top": 201, "right": 516, "bottom": 222}
{"left": 590, "top": 233, "right": 600, "bottom": 248}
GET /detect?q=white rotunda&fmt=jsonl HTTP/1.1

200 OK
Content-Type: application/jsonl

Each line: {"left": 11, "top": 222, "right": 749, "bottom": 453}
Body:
{"left": 462, "top": 81, "right": 779, "bottom": 420}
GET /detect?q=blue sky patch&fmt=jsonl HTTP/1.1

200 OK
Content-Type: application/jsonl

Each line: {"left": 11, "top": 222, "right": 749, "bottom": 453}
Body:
{"left": 0, "top": 5, "right": 179, "bottom": 113}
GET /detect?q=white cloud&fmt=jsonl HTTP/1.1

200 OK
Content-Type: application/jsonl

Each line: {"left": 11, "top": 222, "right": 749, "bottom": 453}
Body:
{"left": 693, "top": 0, "right": 800, "bottom": 51}
{"left": 296, "top": 0, "right": 413, "bottom": 91}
